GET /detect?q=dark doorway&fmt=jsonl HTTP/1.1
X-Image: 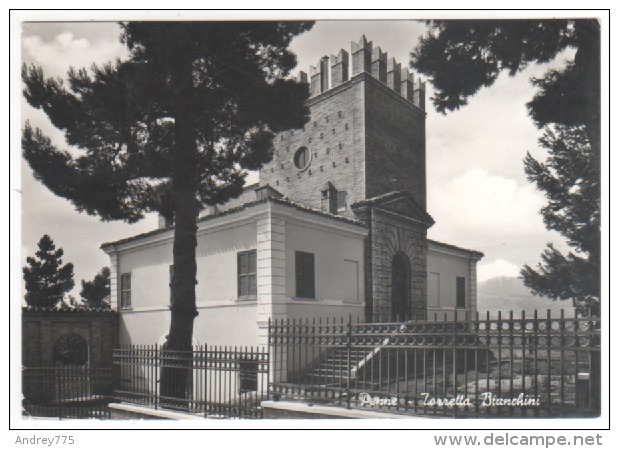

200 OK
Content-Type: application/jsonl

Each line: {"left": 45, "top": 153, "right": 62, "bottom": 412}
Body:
{"left": 391, "top": 252, "right": 410, "bottom": 321}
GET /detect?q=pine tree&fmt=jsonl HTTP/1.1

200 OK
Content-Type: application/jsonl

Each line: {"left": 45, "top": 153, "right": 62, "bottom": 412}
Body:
{"left": 80, "top": 267, "right": 111, "bottom": 309}
{"left": 410, "top": 19, "right": 600, "bottom": 156}
{"left": 22, "top": 21, "right": 313, "bottom": 398}
{"left": 410, "top": 19, "right": 601, "bottom": 312}
{"left": 23, "top": 234, "right": 74, "bottom": 308}
{"left": 521, "top": 125, "right": 600, "bottom": 315}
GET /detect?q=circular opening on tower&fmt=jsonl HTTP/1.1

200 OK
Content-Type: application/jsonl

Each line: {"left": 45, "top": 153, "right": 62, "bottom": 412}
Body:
{"left": 293, "top": 146, "right": 312, "bottom": 171}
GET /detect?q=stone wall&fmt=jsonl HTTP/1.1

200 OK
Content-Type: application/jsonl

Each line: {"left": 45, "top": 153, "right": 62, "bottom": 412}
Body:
{"left": 368, "top": 208, "right": 428, "bottom": 320}
{"left": 22, "top": 307, "right": 119, "bottom": 367}
{"left": 259, "top": 75, "right": 367, "bottom": 218}
{"left": 364, "top": 77, "right": 426, "bottom": 208}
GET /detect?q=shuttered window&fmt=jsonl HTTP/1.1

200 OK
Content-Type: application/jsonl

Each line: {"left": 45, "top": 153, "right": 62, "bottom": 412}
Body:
{"left": 238, "top": 250, "right": 257, "bottom": 299}
{"left": 295, "top": 251, "right": 315, "bottom": 299}
{"left": 120, "top": 273, "right": 131, "bottom": 309}
{"left": 336, "top": 190, "right": 347, "bottom": 212}
{"left": 456, "top": 276, "right": 466, "bottom": 308}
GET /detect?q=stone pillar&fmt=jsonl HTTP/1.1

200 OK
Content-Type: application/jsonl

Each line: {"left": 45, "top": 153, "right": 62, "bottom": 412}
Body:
{"left": 469, "top": 258, "right": 478, "bottom": 317}
{"left": 413, "top": 79, "right": 426, "bottom": 111}
{"left": 310, "top": 56, "right": 329, "bottom": 97}
{"left": 256, "top": 208, "right": 288, "bottom": 382}
{"left": 400, "top": 68, "right": 415, "bottom": 103}
{"left": 351, "top": 35, "right": 372, "bottom": 76}
{"left": 386, "top": 57, "right": 401, "bottom": 94}
{"left": 108, "top": 252, "right": 119, "bottom": 310}
{"left": 371, "top": 47, "right": 387, "bottom": 84}
{"left": 330, "top": 49, "right": 349, "bottom": 87}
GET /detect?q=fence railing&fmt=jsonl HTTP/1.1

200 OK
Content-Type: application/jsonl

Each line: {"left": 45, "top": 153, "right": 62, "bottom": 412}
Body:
{"left": 22, "top": 365, "right": 113, "bottom": 419}
{"left": 113, "top": 345, "right": 269, "bottom": 419}
{"left": 269, "top": 310, "right": 601, "bottom": 418}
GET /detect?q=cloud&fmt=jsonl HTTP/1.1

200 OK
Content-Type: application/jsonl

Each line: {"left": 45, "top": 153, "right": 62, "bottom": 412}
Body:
{"left": 477, "top": 259, "right": 522, "bottom": 282}
{"left": 429, "top": 168, "right": 546, "bottom": 236}
{"left": 22, "top": 27, "right": 127, "bottom": 78}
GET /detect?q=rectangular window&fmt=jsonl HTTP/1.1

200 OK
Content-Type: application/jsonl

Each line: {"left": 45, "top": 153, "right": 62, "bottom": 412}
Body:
{"left": 295, "top": 251, "right": 315, "bottom": 299}
{"left": 238, "top": 250, "right": 257, "bottom": 299}
{"left": 456, "top": 276, "right": 466, "bottom": 308}
{"left": 120, "top": 273, "right": 131, "bottom": 309}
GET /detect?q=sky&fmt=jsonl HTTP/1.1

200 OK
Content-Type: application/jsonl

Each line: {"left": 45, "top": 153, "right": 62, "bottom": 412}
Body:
{"left": 18, "top": 16, "right": 587, "bottom": 300}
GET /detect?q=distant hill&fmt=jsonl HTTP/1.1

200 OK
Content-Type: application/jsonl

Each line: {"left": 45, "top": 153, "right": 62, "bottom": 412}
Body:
{"left": 477, "top": 276, "right": 576, "bottom": 318}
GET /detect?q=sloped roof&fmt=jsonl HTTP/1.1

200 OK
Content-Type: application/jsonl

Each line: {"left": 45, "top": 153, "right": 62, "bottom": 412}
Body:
{"left": 101, "top": 196, "right": 366, "bottom": 250}
{"left": 428, "top": 239, "right": 484, "bottom": 258}
{"left": 351, "top": 190, "right": 435, "bottom": 226}
{"left": 22, "top": 306, "right": 117, "bottom": 314}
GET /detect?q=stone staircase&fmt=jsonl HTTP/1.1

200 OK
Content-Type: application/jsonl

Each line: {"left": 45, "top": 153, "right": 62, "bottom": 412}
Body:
{"left": 304, "top": 323, "right": 410, "bottom": 387}
{"left": 305, "top": 348, "right": 371, "bottom": 386}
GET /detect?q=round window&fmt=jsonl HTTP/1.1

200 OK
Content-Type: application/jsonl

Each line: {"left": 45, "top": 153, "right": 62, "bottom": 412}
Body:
{"left": 293, "top": 146, "right": 311, "bottom": 171}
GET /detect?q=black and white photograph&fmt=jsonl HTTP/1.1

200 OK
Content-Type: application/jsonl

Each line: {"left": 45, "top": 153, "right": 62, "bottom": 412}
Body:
{"left": 11, "top": 9, "right": 609, "bottom": 438}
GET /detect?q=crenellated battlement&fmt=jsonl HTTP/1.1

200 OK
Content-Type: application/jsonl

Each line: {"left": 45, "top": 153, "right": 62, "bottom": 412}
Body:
{"left": 295, "top": 35, "right": 426, "bottom": 110}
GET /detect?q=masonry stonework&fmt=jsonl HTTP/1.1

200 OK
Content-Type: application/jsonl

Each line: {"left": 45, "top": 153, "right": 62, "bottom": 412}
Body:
{"left": 260, "top": 75, "right": 367, "bottom": 217}
{"left": 22, "top": 308, "right": 119, "bottom": 367}
{"left": 260, "top": 36, "right": 430, "bottom": 321}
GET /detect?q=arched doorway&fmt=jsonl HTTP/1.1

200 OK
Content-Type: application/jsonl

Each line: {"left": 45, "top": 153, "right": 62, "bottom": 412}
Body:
{"left": 391, "top": 252, "right": 410, "bottom": 321}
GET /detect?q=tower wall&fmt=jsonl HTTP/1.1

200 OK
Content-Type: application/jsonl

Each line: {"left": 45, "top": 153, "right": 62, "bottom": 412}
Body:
{"left": 364, "top": 77, "right": 426, "bottom": 207}
{"left": 260, "top": 36, "right": 430, "bottom": 321}
{"left": 259, "top": 77, "right": 367, "bottom": 218}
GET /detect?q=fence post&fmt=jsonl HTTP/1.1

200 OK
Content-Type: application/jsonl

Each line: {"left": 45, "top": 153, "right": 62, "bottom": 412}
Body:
{"left": 453, "top": 312, "right": 457, "bottom": 418}
{"left": 347, "top": 314, "right": 352, "bottom": 410}
{"left": 155, "top": 345, "right": 159, "bottom": 410}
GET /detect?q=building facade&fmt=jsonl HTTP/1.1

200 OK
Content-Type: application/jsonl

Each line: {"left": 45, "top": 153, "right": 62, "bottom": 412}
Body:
{"left": 102, "top": 36, "right": 483, "bottom": 348}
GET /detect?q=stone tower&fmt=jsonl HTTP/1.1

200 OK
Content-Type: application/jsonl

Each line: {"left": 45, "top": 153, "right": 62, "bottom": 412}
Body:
{"left": 260, "top": 36, "right": 433, "bottom": 321}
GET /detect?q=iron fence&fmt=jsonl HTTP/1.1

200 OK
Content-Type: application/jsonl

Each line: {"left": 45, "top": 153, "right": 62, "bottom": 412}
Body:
{"left": 269, "top": 310, "right": 601, "bottom": 418}
{"left": 113, "top": 345, "right": 269, "bottom": 419}
{"left": 22, "top": 365, "right": 113, "bottom": 419}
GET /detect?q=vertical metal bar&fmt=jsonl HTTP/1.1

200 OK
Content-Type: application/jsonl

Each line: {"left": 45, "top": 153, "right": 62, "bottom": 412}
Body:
{"left": 286, "top": 318, "right": 290, "bottom": 393}
{"left": 216, "top": 346, "right": 220, "bottom": 416}
{"left": 452, "top": 311, "right": 457, "bottom": 418}
{"left": 414, "top": 344, "right": 418, "bottom": 413}
{"left": 560, "top": 309, "right": 565, "bottom": 410}
{"left": 404, "top": 345, "right": 409, "bottom": 413}
{"left": 304, "top": 318, "right": 308, "bottom": 394}
{"left": 319, "top": 316, "right": 323, "bottom": 392}
{"left": 311, "top": 317, "right": 315, "bottom": 396}
{"left": 202, "top": 345, "right": 207, "bottom": 418}
{"left": 209, "top": 345, "right": 213, "bottom": 416}
{"left": 396, "top": 345, "right": 400, "bottom": 410}
{"left": 521, "top": 311, "right": 526, "bottom": 402}
{"left": 498, "top": 310, "right": 502, "bottom": 416}
{"left": 546, "top": 309, "right": 552, "bottom": 411}
{"left": 486, "top": 311, "right": 490, "bottom": 417}
{"left": 347, "top": 314, "right": 351, "bottom": 409}
{"left": 291, "top": 318, "right": 296, "bottom": 388}
{"left": 433, "top": 344, "right": 437, "bottom": 415}
{"left": 423, "top": 346, "right": 427, "bottom": 414}
{"left": 475, "top": 311, "right": 479, "bottom": 416}
{"left": 533, "top": 309, "right": 539, "bottom": 417}
{"left": 509, "top": 311, "right": 514, "bottom": 417}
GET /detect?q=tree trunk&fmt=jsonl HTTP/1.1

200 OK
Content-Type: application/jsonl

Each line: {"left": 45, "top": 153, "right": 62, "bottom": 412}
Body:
{"left": 159, "top": 59, "right": 200, "bottom": 404}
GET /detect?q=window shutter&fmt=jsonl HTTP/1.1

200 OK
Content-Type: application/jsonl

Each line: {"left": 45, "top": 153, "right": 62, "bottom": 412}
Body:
{"left": 456, "top": 276, "right": 466, "bottom": 308}
{"left": 295, "top": 251, "right": 315, "bottom": 299}
{"left": 121, "top": 273, "right": 131, "bottom": 309}
{"left": 238, "top": 250, "right": 257, "bottom": 299}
